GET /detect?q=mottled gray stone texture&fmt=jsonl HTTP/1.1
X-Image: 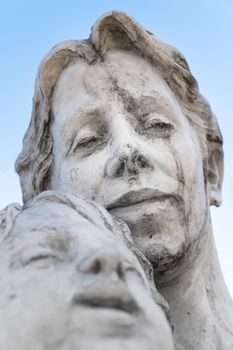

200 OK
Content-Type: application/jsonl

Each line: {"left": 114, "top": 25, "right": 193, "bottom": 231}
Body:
{"left": 0, "top": 11, "right": 232, "bottom": 350}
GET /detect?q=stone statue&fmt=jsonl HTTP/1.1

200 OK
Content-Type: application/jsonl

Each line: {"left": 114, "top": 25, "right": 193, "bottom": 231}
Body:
{"left": 0, "top": 191, "right": 173, "bottom": 350}
{"left": 1, "top": 11, "right": 232, "bottom": 349}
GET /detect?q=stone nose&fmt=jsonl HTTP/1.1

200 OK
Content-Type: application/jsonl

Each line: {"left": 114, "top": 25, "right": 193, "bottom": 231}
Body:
{"left": 78, "top": 247, "right": 125, "bottom": 281}
{"left": 106, "top": 143, "right": 152, "bottom": 178}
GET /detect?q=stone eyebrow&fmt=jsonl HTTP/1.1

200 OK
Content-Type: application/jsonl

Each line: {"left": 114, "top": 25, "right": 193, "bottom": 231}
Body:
{"left": 67, "top": 105, "right": 104, "bottom": 123}
{"left": 135, "top": 95, "right": 175, "bottom": 113}
{"left": 113, "top": 83, "right": 174, "bottom": 116}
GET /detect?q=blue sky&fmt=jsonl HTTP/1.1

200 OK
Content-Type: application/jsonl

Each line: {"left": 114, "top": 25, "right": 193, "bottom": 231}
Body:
{"left": 0, "top": 0, "right": 232, "bottom": 295}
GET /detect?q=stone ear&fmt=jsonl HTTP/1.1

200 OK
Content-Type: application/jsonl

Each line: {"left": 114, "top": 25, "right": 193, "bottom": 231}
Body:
{"left": 207, "top": 144, "right": 224, "bottom": 207}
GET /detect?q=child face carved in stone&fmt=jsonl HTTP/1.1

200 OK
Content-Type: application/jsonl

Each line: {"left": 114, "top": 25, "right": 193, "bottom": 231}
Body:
{"left": 0, "top": 191, "right": 173, "bottom": 350}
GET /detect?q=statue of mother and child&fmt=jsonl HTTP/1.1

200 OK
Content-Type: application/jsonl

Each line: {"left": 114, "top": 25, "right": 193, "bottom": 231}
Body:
{"left": 1, "top": 11, "right": 232, "bottom": 350}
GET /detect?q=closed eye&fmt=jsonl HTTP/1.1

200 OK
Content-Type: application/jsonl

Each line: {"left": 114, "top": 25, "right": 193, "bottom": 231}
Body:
{"left": 138, "top": 113, "right": 175, "bottom": 138}
{"left": 74, "top": 135, "right": 98, "bottom": 150}
{"left": 22, "top": 252, "right": 61, "bottom": 267}
{"left": 9, "top": 250, "right": 63, "bottom": 270}
{"left": 145, "top": 117, "right": 174, "bottom": 131}
{"left": 69, "top": 134, "right": 98, "bottom": 155}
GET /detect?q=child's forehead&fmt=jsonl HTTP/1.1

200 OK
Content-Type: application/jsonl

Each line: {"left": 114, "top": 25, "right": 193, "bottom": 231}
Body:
{"left": 2, "top": 205, "right": 118, "bottom": 248}
{"left": 26, "top": 192, "right": 118, "bottom": 231}
{"left": 23, "top": 197, "right": 131, "bottom": 243}
{"left": 0, "top": 193, "right": 132, "bottom": 259}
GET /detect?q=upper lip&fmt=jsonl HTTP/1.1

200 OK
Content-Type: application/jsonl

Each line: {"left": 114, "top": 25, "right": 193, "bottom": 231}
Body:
{"left": 106, "top": 188, "right": 174, "bottom": 210}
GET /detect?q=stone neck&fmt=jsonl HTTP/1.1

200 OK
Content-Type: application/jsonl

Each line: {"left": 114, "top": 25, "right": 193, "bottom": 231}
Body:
{"left": 157, "top": 212, "right": 233, "bottom": 350}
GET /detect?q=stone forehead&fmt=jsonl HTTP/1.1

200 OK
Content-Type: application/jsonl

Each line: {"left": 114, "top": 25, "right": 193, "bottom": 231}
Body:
{"left": 53, "top": 50, "right": 177, "bottom": 116}
{"left": 55, "top": 50, "right": 160, "bottom": 93}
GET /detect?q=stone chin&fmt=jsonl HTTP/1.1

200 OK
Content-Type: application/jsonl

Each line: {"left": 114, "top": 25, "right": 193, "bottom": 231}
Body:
{"left": 109, "top": 198, "right": 188, "bottom": 276}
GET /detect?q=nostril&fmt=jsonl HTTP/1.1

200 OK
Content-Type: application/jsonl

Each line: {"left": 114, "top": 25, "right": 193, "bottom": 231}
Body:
{"left": 139, "top": 158, "right": 146, "bottom": 168}
{"left": 83, "top": 258, "right": 102, "bottom": 274}
{"left": 117, "top": 263, "right": 125, "bottom": 280}
{"left": 91, "top": 259, "right": 102, "bottom": 274}
{"left": 137, "top": 154, "right": 153, "bottom": 169}
{"left": 116, "top": 160, "right": 126, "bottom": 177}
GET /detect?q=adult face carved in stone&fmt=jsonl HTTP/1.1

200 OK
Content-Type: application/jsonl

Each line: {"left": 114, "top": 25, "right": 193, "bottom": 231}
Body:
{"left": 0, "top": 191, "right": 173, "bottom": 350}
{"left": 51, "top": 49, "right": 207, "bottom": 274}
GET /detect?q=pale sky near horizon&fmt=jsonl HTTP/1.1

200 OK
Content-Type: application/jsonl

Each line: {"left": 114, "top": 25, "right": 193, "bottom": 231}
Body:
{"left": 0, "top": 1, "right": 232, "bottom": 296}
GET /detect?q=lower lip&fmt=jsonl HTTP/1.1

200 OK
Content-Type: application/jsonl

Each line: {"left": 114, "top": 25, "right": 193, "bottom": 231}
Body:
{"left": 108, "top": 197, "right": 171, "bottom": 212}
{"left": 69, "top": 306, "right": 137, "bottom": 332}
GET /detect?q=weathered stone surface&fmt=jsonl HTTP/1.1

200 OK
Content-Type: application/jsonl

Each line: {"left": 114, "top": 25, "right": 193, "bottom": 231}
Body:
{"left": 0, "top": 191, "right": 173, "bottom": 350}
{"left": 1, "top": 11, "right": 232, "bottom": 349}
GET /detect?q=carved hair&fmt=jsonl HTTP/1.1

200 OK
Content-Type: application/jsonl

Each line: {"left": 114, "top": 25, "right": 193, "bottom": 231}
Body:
{"left": 15, "top": 11, "right": 223, "bottom": 204}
